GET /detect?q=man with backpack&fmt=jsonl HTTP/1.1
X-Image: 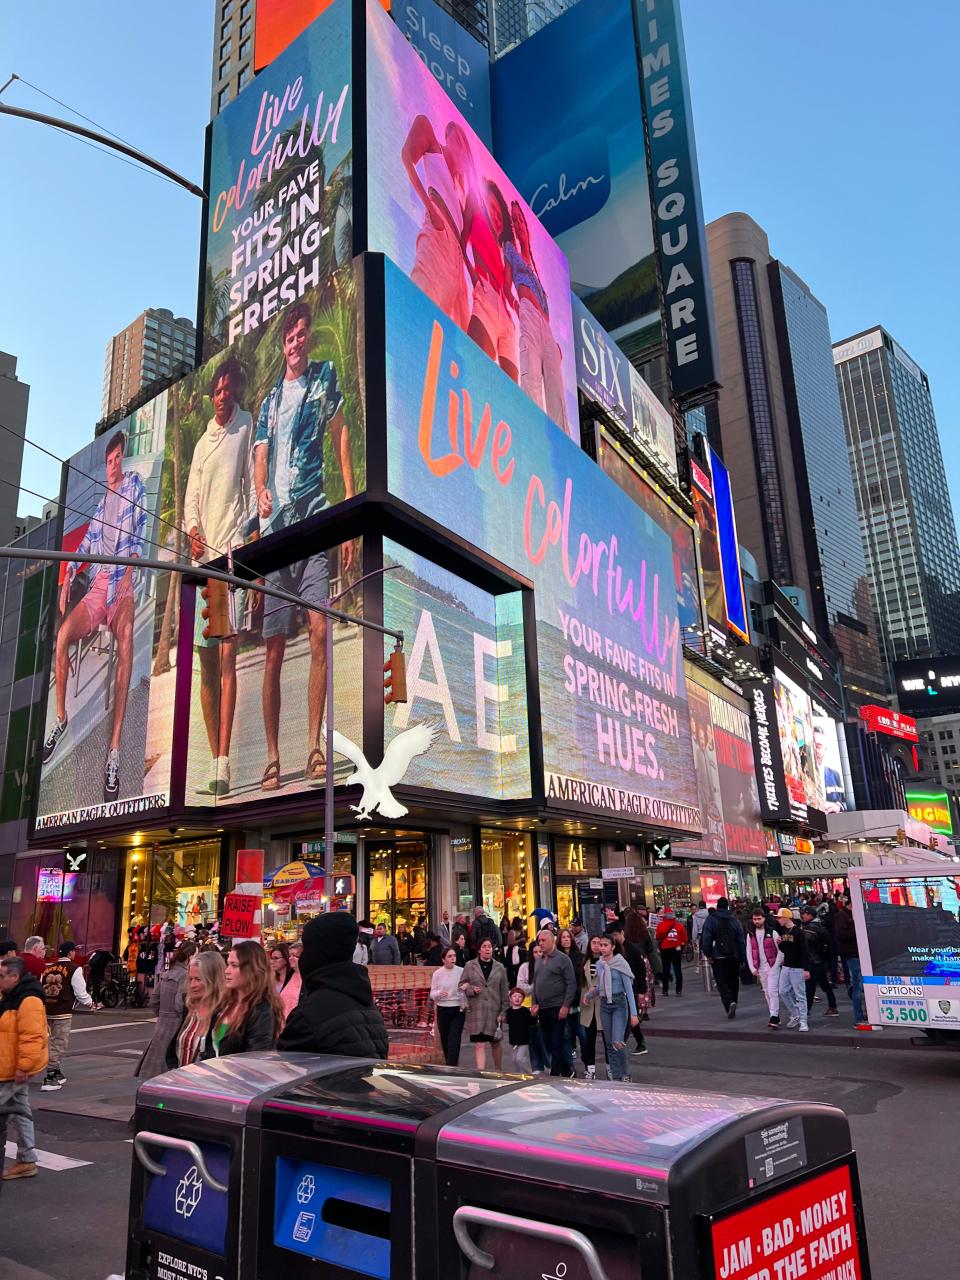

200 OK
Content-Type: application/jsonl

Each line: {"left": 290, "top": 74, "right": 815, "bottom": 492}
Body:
{"left": 700, "top": 897, "right": 746, "bottom": 1018}
{"left": 800, "top": 905, "right": 838, "bottom": 1017}
{"left": 654, "top": 908, "right": 688, "bottom": 996}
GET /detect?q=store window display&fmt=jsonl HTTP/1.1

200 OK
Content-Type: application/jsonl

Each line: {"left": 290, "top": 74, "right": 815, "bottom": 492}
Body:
{"left": 366, "top": 836, "right": 430, "bottom": 935}
{"left": 480, "top": 830, "right": 534, "bottom": 930}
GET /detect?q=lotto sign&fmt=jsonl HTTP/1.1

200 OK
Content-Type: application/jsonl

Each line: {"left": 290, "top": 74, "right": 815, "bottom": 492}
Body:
{"left": 222, "top": 892, "right": 261, "bottom": 939}
{"left": 710, "top": 1163, "right": 864, "bottom": 1280}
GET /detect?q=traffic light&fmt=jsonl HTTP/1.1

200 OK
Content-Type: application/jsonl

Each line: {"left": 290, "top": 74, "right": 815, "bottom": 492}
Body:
{"left": 200, "top": 578, "right": 232, "bottom": 641}
{"left": 384, "top": 645, "right": 407, "bottom": 704}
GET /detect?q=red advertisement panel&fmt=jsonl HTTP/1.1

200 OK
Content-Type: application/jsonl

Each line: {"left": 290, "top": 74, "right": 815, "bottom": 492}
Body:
{"left": 859, "top": 704, "right": 918, "bottom": 743}
{"left": 710, "top": 1164, "right": 864, "bottom": 1280}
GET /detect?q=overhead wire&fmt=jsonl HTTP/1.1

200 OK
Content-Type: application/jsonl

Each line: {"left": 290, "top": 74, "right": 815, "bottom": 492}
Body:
{"left": 0, "top": 418, "right": 231, "bottom": 563}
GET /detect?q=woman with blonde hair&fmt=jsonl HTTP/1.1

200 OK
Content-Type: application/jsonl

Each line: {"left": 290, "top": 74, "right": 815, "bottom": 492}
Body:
{"left": 166, "top": 950, "right": 226, "bottom": 1069}
{"left": 211, "top": 940, "right": 283, "bottom": 1056}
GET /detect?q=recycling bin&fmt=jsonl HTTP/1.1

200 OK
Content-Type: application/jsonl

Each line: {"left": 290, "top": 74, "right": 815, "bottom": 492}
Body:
{"left": 125, "top": 1052, "right": 363, "bottom": 1280}
{"left": 127, "top": 1057, "right": 871, "bottom": 1280}
{"left": 426, "top": 1078, "right": 872, "bottom": 1280}
{"left": 253, "top": 1061, "right": 525, "bottom": 1280}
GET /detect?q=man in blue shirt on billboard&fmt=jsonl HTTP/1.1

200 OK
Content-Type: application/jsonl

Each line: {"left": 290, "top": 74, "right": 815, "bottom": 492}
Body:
{"left": 253, "top": 301, "right": 356, "bottom": 791}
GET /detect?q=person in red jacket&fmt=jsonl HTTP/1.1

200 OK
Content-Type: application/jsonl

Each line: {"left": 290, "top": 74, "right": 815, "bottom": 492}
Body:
{"left": 655, "top": 908, "right": 688, "bottom": 996}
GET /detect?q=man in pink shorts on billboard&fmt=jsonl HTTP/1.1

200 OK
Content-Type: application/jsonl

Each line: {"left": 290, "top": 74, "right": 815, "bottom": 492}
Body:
{"left": 42, "top": 430, "right": 147, "bottom": 802}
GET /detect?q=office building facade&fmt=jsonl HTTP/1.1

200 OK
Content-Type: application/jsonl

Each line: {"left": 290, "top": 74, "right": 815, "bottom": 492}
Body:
{"left": 491, "top": 0, "right": 575, "bottom": 54}
{"left": 100, "top": 308, "right": 195, "bottom": 420}
{"left": 0, "top": 353, "right": 29, "bottom": 549}
{"left": 705, "top": 213, "right": 886, "bottom": 706}
{"left": 834, "top": 326, "right": 960, "bottom": 669}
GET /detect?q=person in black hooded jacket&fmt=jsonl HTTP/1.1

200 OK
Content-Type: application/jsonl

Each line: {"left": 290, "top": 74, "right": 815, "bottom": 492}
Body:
{"left": 278, "top": 913, "right": 389, "bottom": 1058}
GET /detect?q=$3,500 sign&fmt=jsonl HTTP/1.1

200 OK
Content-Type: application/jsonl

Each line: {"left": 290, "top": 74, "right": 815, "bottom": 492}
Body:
{"left": 222, "top": 892, "right": 261, "bottom": 939}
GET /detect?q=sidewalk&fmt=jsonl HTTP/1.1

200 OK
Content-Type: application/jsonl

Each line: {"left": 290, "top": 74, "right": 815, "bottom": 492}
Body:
{"left": 29, "top": 1009, "right": 155, "bottom": 1123}
{"left": 641, "top": 959, "right": 916, "bottom": 1049}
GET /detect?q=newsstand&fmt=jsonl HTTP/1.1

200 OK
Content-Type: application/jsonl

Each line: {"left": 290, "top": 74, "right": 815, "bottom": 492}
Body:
{"left": 128, "top": 1059, "right": 871, "bottom": 1280}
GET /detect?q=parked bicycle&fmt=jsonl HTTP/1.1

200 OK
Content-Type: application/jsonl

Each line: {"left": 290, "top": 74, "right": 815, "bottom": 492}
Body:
{"left": 98, "top": 960, "right": 148, "bottom": 1009}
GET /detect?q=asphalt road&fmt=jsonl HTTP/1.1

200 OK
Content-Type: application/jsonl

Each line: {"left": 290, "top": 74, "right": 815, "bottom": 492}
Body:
{"left": 2, "top": 1009, "right": 958, "bottom": 1279}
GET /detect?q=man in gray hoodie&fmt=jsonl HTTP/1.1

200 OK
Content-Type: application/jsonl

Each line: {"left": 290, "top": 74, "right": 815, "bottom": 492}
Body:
{"left": 530, "top": 928, "right": 577, "bottom": 1078}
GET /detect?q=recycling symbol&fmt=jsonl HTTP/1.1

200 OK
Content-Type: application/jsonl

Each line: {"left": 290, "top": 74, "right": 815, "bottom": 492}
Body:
{"left": 175, "top": 1165, "right": 204, "bottom": 1219}
{"left": 296, "top": 1174, "right": 315, "bottom": 1204}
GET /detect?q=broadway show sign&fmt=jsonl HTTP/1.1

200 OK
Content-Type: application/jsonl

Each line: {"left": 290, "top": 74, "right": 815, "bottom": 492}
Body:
{"left": 384, "top": 260, "right": 701, "bottom": 833}
{"left": 204, "top": 0, "right": 353, "bottom": 357}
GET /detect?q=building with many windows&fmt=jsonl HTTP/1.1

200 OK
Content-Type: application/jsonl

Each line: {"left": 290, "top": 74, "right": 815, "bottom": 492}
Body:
{"left": 0, "top": 353, "right": 29, "bottom": 549}
{"left": 705, "top": 213, "right": 886, "bottom": 708}
{"left": 100, "top": 308, "right": 195, "bottom": 420}
{"left": 834, "top": 326, "right": 960, "bottom": 671}
{"left": 490, "top": 0, "right": 576, "bottom": 54}
{"left": 210, "top": 0, "right": 256, "bottom": 117}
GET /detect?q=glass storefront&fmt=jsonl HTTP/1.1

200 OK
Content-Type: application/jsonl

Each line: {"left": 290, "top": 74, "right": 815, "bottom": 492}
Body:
{"left": 9, "top": 850, "right": 121, "bottom": 953}
{"left": 553, "top": 839, "right": 600, "bottom": 927}
{"left": 121, "top": 839, "right": 222, "bottom": 938}
{"left": 480, "top": 829, "right": 534, "bottom": 927}
{"left": 366, "top": 836, "right": 430, "bottom": 933}
{"left": 449, "top": 826, "right": 477, "bottom": 915}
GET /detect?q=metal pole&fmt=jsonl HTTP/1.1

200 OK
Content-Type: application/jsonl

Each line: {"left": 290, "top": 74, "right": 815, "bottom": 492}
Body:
{"left": 0, "top": 546, "right": 403, "bottom": 641}
{"left": 320, "top": 563, "right": 402, "bottom": 904}
{"left": 0, "top": 103, "right": 206, "bottom": 198}
{"left": 324, "top": 610, "right": 335, "bottom": 898}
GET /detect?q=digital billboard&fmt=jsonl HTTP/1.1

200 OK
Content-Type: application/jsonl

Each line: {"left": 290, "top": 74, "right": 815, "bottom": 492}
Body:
{"left": 743, "top": 679, "right": 791, "bottom": 823}
{"left": 572, "top": 295, "right": 678, "bottom": 482}
{"left": 685, "top": 676, "right": 724, "bottom": 859}
{"left": 491, "top": 0, "right": 659, "bottom": 356}
{"left": 395, "top": 0, "right": 492, "bottom": 150}
{"left": 254, "top": 0, "right": 339, "bottom": 70}
{"left": 596, "top": 430, "right": 699, "bottom": 634}
{"left": 365, "top": 0, "right": 579, "bottom": 438}
{"left": 894, "top": 656, "right": 960, "bottom": 714}
{"left": 905, "top": 788, "right": 953, "bottom": 837}
{"left": 858, "top": 875, "right": 960, "bottom": 1031}
{"left": 382, "top": 539, "right": 530, "bottom": 799}
{"left": 811, "top": 700, "right": 848, "bottom": 813}
{"left": 205, "top": 0, "right": 353, "bottom": 358}
{"left": 35, "top": 409, "right": 171, "bottom": 833}
{"left": 383, "top": 258, "right": 701, "bottom": 833}
{"left": 689, "top": 457, "right": 726, "bottom": 639}
{"left": 709, "top": 687, "right": 766, "bottom": 859}
{"left": 186, "top": 541, "right": 363, "bottom": 804}
{"left": 771, "top": 666, "right": 846, "bottom": 824}
{"left": 859, "top": 703, "right": 918, "bottom": 742}
{"left": 707, "top": 445, "right": 749, "bottom": 642}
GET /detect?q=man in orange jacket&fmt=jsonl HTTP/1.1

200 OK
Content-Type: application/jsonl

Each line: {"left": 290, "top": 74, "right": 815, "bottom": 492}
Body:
{"left": 655, "top": 907, "right": 688, "bottom": 996}
{"left": 0, "top": 954, "right": 49, "bottom": 1180}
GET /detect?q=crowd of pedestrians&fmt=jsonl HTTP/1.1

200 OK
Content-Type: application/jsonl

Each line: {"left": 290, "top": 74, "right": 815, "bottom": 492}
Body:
{"left": 0, "top": 889, "right": 866, "bottom": 1183}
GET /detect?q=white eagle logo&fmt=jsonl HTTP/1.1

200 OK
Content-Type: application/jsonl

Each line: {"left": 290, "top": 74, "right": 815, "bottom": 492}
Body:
{"left": 331, "top": 722, "right": 439, "bottom": 821}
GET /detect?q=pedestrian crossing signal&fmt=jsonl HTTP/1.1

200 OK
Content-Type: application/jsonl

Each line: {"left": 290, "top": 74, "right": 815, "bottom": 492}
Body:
{"left": 201, "top": 578, "right": 232, "bottom": 641}
{"left": 384, "top": 647, "right": 407, "bottom": 704}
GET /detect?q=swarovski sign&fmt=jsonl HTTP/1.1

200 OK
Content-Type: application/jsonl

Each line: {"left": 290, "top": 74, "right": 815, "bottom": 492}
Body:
{"left": 781, "top": 852, "right": 861, "bottom": 876}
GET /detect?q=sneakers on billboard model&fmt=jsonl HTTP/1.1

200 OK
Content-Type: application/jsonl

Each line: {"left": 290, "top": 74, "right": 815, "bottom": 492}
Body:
{"left": 214, "top": 756, "right": 231, "bottom": 797}
{"left": 104, "top": 749, "right": 120, "bottom": 801}
{"left": 42, "top": 717, "right": 68, "bottom": 763}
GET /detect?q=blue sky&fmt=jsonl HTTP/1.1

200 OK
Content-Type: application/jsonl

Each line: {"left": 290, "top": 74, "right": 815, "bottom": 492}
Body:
{"left": 2, "top": 1, "right": 958, "bottom": 520}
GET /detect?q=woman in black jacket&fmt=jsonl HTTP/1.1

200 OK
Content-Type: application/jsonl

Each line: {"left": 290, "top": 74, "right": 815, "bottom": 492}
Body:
{"left": 212, "top": 940, "right": 284, "bottom": 1056}
{"left": 279, "top": 914, "right": 389, "bottom": 1058}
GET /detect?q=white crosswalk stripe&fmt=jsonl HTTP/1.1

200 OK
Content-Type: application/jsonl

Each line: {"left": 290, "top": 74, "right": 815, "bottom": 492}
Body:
{"left": 4, "top": 1140, "right": 91, "bottom": 1171}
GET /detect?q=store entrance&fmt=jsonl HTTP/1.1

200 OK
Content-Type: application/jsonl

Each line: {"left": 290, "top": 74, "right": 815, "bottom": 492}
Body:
{"left": 366, "top": 835, "right": 430, "bottom": 936}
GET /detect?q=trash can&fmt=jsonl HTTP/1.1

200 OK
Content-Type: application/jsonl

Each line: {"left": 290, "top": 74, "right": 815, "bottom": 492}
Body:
{"left": 128, "top": 1059, "right": 871, "bottom": 1280}
{"left": 125, "top": 1052, "right": 364, "bottom": 1280}
{"left": 427, "top": 1079, "right": 871, "bottom": 1280}
{"left": 253, "top": 1061, "right": 526, "bottom": 1280}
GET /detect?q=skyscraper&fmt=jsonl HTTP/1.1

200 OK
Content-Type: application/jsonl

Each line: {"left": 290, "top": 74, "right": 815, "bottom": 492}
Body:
{"left": 100, "top": 308, "right": 196, "bottom": 420}
{"left": 210, "top": 0, "right": 491, "bottom": 117}
{"left": 704, "top": 213, "right": 885, "bottom": 704}
{"left": 834, "top": 326, "right": 960, "bottom": 670}
{"left": 0, "top": 352, "right": 29, "bottom": 548}
{"left": 490, "top": 0, "right": 576, "bottom": 54}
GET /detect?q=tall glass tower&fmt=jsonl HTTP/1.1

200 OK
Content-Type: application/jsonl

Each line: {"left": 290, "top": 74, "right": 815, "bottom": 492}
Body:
{"left": 834, "top": 327, "right": 960, "bottom": 670}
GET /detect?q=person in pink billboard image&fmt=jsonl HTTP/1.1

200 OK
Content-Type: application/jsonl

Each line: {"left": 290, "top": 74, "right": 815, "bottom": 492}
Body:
{"left": 462, "top": 177, "right": 519, "bottom": 383}
{"left": 403, "top": 114, "right": 474, "bottom": 331}
{"left": 505, "top": 200, "right": 568, "bottom": 433}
